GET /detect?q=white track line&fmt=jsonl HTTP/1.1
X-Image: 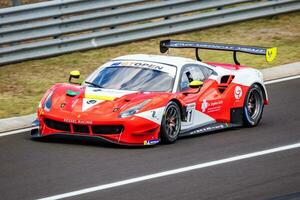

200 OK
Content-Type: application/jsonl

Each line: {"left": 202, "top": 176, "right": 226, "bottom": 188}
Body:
{"left": 0, "top": 127, "right": 35, "bottom": 137}
{"left": 264, "top": 74, "right": 300, "bottom": 85}
{"left": 38, "top": 142, "right": 300, "bottom": 200}
{"left": 0, "top": 74, "right": 299, "bottom": 138}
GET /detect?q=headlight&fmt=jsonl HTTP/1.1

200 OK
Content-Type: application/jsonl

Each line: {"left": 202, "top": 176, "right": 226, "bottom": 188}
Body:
{"left": 119, "top": 99, "right": 151, "bottom": 118}
{"left": 44, "top": 90, "right": 54, "bottom": 112}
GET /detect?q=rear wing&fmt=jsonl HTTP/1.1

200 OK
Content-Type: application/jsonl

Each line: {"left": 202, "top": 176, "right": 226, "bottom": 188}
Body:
{"left": 160, "top": 40, "right": 277, "bottom": 65}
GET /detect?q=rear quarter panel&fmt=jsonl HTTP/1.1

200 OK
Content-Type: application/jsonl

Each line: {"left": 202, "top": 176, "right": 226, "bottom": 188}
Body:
{"left": 232, "top": 68, "right": 268, "bottom": 101}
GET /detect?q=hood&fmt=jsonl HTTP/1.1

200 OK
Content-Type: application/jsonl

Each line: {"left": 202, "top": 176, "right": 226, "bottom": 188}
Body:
{"left": 44, "top": 84, "right": 169, "bottom": 119}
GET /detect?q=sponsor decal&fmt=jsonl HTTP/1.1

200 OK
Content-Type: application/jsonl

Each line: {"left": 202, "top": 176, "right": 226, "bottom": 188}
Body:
{"left": 188, "top": 123, "right": 227, "bottom": 135}
{"left": 64, "top": 119, "right": 93, "bottom": 125}
{"left": 110, "top": 61, "right": 176, "bottom": 77}
{"left": 82, "top": 98, "right": 103, "bottom": 112}
{"left": 181, "top": 109, "right": 216, "bottom": 130}
{"left": 136, "top": 107, "right": 165, "bottom": 125}
{"left": 82, "top": 87, "right": 135, "bottom": 112}
{"left": 85, "top": 94, "right": 115, "bottom": 101}
{"left": 234, "top": 86, "right": 243, "bottom": 100}
{"left": 85, "top": 87, "right": 135, "bottom": 99}
{"left": 111, "top": 62, "right": 121, "bottom": 66}
{"left": 266, "top": 47, "right": 277, "bottom": 63}
{"left": 201, "top": 99, "right": 223, "bottom": 113}
{"left": 201, "top": 99, "right": 208, "bottom": 112}
{"left": 93, "top": 89, "right": 102, "bottom": 92}
{"left": 151, "top": 110, "right": 159, "bottom": 120}
{"left": 144, "top": 139, "right": 160, "bottom": 145}
{"left": 87, "top": 99, "right": 97, "bottom": 104}
{"left": 119, "top": 61, "right": 164, "bottom": 71}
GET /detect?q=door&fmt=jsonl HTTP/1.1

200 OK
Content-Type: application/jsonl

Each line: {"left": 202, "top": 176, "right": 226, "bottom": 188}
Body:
{"left": 178, "top": 64, "right": 221, "bottom": 132}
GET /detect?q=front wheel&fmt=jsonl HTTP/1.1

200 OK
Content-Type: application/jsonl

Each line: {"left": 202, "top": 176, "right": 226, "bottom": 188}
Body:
{"left": 160, "top": 102, "right": 181, "bottom": 144}
{"left": 243, "top": 84, "right": 264, "bottom": 127}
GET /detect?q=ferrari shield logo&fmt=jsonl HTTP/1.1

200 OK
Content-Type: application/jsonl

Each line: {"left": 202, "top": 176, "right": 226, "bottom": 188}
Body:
{"left": 265, "top": 47, "right": 277, "bottom": 63}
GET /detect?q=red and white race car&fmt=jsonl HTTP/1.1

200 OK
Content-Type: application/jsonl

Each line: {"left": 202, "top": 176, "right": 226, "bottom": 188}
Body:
{"left": 31, "top": 40, "right": 277, "bottom": 146}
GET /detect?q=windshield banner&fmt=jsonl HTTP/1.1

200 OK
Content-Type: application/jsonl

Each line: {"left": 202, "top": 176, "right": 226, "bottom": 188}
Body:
{"left": 110, "top": 61, "right": 176, "bottom": 78}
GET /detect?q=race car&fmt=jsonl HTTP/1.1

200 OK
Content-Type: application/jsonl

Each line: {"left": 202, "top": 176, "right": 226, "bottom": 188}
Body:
{"left": 31, "top": 40, "right": 277, "bottom": 146}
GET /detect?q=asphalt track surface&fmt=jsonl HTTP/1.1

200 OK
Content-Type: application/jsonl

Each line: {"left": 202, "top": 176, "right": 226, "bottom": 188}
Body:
{"left": 0, "top": 78, "right": 300, "bottom": 200}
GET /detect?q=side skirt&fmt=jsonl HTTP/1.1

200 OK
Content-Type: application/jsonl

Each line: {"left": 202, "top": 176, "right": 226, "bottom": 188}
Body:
{"left": 179, "top": 122, "right": 242, "bottom": 137}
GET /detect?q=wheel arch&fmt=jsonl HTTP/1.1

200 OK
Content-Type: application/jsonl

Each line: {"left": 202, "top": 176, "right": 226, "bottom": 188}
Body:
{"left": 169, "top": 98, "right": 185, "bottom": 121}
{"left": 232, "top": 68, "right": 268, "bottom": 103}
{"left": 242, "top": 82, "right": 265, "bottom": 126}
{"left": 251, "top": 82, "right": 268, "bottom": 104}
{"left": 160, "top": 99, "right": 182, "bottom": 144}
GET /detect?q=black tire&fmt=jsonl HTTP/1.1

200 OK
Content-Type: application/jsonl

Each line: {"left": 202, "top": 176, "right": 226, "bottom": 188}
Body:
{"left": 160, "top": 102, "right": 181, "bottom": 144}
{"left": 243, "top": 84, "right": 264, "bottom": 127}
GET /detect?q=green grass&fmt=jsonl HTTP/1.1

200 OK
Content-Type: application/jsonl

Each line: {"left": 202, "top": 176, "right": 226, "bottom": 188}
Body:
{"left": 0, "top": 12, "right": 300, "bottom": 118}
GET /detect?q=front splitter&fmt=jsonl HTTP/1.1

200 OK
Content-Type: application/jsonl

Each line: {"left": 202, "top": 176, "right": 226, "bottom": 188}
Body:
{"left": 31, "top": 127, "right": 156, "bottom": 147}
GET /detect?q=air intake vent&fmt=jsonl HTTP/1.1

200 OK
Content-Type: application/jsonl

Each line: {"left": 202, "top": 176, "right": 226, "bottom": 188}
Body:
{"left": 73, "top": 124, "right": 90, "bottom": 134}
{"left": 92, "top": 125, "right": 124, "bottom": 135}
{"left": 219, "top": 75, "right": 235, "bottom": 93}
{"left": 221, "top": 75, "right": 230, "bottom": 83}
{"left": 44, "top": 118, "right": 71, "bottom": 132}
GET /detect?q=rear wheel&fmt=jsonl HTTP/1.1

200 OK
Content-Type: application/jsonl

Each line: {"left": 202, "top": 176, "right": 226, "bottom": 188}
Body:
{"left": 160, "top": 102, "right": 181, "bottom": 144}
{"left": 243, "top": 84, "right": 264, "bottom": 127}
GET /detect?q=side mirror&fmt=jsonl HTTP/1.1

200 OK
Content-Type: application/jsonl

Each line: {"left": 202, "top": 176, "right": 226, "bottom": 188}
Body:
{"left": 69, "top": 70, "right": 80, "bottom": 84}
{"left": 189, "top": 80, "right": 203, "bottom": 88}
{"left": 183, "top": 80, "right": 204, "bottom": 95}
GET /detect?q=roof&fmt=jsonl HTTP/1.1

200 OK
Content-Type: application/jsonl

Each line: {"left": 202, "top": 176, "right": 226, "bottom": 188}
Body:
{"left": 112, "top": 54, "right": 202, "bottom": 68}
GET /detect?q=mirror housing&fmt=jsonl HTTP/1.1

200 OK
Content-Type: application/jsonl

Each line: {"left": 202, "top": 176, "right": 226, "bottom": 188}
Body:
{"left": 189, "top": 80, "right": 203, "bottom": 88}
{"left": 69, "top": 70, "right": 81, "bottom": 84}
{"left": 183, "top": 80, "right": 204, "bottom": 95}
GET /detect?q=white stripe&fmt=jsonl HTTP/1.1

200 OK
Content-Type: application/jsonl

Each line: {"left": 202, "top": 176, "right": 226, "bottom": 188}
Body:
{"left": 264, "top": 74, "right": 300, "bottom": 85}
{"left": 0, "top": 127, "right": 35, "bottom": 137}
{"left": 37, "top": 142, "right": 300, "bottom": 200}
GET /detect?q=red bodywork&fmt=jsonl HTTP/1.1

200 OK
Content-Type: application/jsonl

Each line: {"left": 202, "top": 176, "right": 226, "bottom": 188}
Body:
{"left": 34, "top": 62, "right": 265, "bottom": 145}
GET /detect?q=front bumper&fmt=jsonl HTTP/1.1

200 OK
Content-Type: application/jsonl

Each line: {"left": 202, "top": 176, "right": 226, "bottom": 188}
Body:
{"left": 32, "top": 116, "right": 160, "bottom": 146}
{"left": 31, "top": 127, "right": 151, "bottom": 146}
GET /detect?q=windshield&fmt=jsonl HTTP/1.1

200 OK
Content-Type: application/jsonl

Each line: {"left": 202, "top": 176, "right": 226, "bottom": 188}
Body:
{"left": 86, "top": 64, "right": 175, "bottom": 92}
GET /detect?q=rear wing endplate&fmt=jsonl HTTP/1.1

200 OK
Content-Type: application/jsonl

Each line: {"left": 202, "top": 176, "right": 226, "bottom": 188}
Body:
{"left": 160, "top": 40, "right": 277, "bottom": 65}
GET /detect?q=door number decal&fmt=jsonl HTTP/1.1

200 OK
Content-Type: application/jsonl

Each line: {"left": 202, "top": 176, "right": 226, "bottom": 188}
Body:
{"left": 185, "top": 103, "right": 196, "bottom": 125}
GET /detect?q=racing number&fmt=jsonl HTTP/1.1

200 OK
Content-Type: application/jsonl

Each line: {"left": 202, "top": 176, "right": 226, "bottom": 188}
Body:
{"left": 185, "top": 103, "right": 196, "bottom": 125}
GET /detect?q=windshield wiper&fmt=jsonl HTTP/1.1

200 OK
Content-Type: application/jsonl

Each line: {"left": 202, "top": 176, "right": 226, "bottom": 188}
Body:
{"left": 84, "top": 81, "right": 103, "bottom": 88}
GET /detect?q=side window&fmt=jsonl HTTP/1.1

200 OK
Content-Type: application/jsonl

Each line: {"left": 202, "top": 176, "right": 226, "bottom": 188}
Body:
{"left": 179, "top": 64, "right": 212, "bottom": 91}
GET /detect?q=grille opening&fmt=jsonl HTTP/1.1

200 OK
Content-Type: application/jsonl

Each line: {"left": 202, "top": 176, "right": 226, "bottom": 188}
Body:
{"left": 44, "top": 118, "right": 70, "bottom": 132}
{"left": 73, "top": 124, "right": 90, "bottom": 134}
{"left": 92, "top": 125, "right": 124, "bottom": 135}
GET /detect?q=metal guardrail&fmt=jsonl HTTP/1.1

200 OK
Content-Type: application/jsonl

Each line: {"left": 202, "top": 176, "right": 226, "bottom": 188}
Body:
{"left": 0, "top": 0, "right": 300, "bottom": 65}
